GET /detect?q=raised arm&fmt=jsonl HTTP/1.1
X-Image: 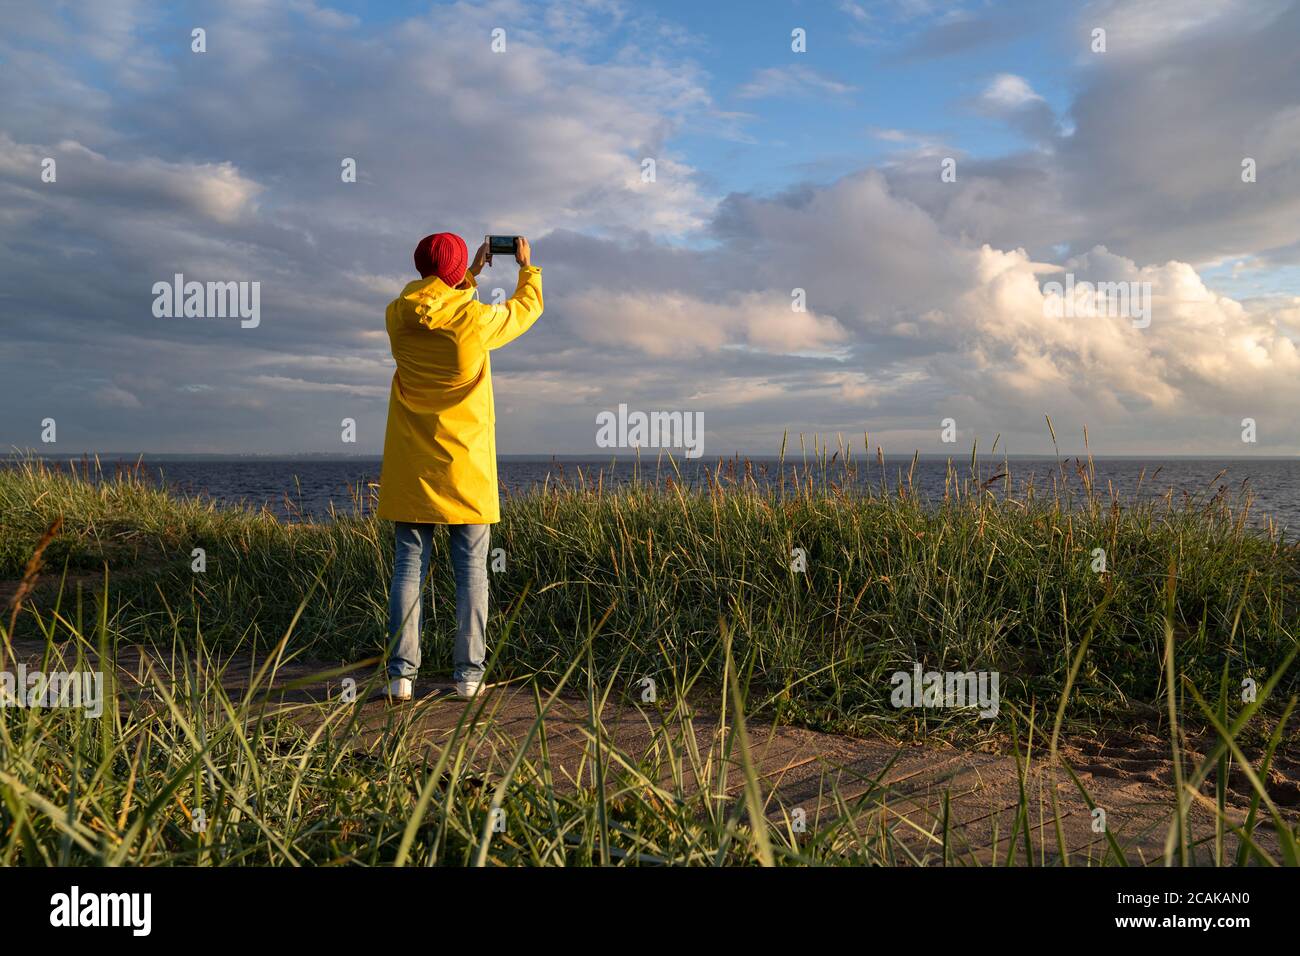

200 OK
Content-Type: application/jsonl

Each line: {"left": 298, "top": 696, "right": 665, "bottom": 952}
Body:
{"left": 474, "top": 238, "right": 543, "bottom": 350}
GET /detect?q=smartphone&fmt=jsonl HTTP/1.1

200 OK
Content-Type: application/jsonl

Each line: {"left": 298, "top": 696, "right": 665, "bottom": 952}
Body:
{"left": 486, "top": 235, "right": 519, "bottom": 257}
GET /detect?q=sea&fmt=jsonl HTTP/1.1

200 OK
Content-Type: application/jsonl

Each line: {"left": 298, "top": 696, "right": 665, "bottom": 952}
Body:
{"left": 16, "top": 454, "right": 1300, "bottom": 533}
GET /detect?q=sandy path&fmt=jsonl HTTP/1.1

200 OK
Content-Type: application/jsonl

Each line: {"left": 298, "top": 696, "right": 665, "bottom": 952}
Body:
{"left": 6, "top": 636, "right": 1296, "bottom": 865}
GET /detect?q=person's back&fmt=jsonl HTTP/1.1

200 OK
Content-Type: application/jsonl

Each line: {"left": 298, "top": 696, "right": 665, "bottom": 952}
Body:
{"left": 376, "top": 233, "right": 542, "bottom": 701}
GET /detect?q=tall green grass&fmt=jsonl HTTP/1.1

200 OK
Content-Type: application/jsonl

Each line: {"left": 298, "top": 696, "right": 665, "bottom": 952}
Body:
{"left": 1, "top": 568, "right": 1294, "bottom": 866}
{"left": 2, "top": 449, "right": 1295, "bottom": 740}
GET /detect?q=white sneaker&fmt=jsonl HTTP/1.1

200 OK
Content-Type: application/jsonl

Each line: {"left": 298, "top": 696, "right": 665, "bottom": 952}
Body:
{"left": 384, "top": 677, "right": 413, "bottom": 701}
{"left": 455, "top": 680, "right": 482, "bottom": 699}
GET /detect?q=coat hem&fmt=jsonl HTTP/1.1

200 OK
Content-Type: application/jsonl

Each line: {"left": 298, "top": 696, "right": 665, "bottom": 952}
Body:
{"left": 376, "top": 511, "right": 501, "bottom": 525}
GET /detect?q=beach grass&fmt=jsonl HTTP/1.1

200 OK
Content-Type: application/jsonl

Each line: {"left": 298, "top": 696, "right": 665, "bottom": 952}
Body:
{"left": 1, "top": 579, "right": 1296, "bottom": 866}
{"left": 0, "top": 562, "right": 1294, "bottom": 866}
{"left": 1, "top": 447, "right": 1295, "bottom": 739}
{"left": 1, "top": 447, "right": 1297, "bottom": 866}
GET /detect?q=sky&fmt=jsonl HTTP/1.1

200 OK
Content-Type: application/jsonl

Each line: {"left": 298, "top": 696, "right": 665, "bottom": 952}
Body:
{"left": 1, "top": 0, "right": 1298, "bottom": 458}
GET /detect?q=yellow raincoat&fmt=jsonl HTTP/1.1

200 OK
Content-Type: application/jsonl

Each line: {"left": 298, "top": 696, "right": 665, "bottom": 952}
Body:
{"left": 377, "top": 265, "right": 544, "bottom": 524}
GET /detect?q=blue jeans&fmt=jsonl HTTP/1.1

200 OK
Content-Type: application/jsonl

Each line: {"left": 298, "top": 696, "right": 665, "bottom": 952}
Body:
{"left": 387, "top": 522, "right": 489, "bottom": 683}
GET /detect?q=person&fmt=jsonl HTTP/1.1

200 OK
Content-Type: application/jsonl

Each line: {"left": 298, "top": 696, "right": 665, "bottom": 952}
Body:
{"left": 376, "top": 232, "right": 543, "bottom": 701}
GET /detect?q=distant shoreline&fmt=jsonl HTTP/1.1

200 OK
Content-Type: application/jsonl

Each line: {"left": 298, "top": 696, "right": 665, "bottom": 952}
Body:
{"left": 7, "top": 452, "right": 1299, "bottom": 462}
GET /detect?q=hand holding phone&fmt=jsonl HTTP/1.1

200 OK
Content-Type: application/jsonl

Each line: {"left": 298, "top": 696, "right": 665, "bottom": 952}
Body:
{"left": 486, "top": 235, "right": 531, "bottom": 268}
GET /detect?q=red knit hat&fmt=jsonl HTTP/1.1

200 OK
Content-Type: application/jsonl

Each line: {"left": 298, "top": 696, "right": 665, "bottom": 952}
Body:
{"left": 413, "top": 232, "right": 468, "bottom": 286}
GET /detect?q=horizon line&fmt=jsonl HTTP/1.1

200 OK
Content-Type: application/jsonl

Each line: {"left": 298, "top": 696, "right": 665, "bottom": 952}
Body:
{"left": 6, "top": 450, "right": 1298, "bottom": 462}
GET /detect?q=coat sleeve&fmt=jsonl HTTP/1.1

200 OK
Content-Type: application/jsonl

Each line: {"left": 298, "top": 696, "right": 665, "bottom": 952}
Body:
{"left": 472, "top": 266, "right": 544, "bottom": 350}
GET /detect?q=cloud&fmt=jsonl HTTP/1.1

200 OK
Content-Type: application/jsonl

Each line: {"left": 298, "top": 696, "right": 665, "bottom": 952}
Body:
{"left": 554, "top": 169, "right": 1300, "bottom": 451}
{"left": 246, "top": 375, "right": 389, "bottom": 399}
{"left": 876, "top": 1, "right": 1300, "bottom": 268}
{"left": 1080, "top": 0, "right": 1293, "bottom": 56}
{"left": 893, "top": 6, "right": 1026, "bottom": 60}
{"left": 972, "top": 74, "right": 1058, "bottom": 142}
{"left": 868, "top": 127, "right": 953, "bottom": 160}
{"left": 1056, "top": 0, "right": 1300, "bottom": 264}
{"left": 92, "top": 384, "right": 142, "bottom": 409}
{"left": 839, "top": 2, "right": 873, "bottom": 25}
{"left": 735, "top": 65, "right": 855, "bottom": 100}
{"left": 980, "top": 74, "right": 1044, "bottom": 109}
{"left": 563, "top": 289, "right": 849, "bottom": 358}
{"left": 0, "top": 0, "right": 1298, "bottom": 458}
{"left": 937, "top": 245, "right": 1300, "bottom": 419}
{"left": 0, "top": 133, "right": 263, "bottom": 224}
